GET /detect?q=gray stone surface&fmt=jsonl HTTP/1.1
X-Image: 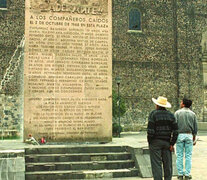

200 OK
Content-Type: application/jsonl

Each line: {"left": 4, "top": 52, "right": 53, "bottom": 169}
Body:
{"left": 0, "top": 157, "right": 25, "bottom": 172}
{"left": 0, "top": 150, "right": 25, "bottom": 180}
{"left": 25, "top": 144, "right": 139, "bottom": 179}
{"left": 0, "top": 94, "right": 23, "bottom": 139}
{"left": 0, "top": 172, "right": 25, "bottom": 180}
{"left": 198, "top": 122, "right": 207, "bottom": 131}
{"left": 128, "top": 146, "right": 177, "bottom": 178}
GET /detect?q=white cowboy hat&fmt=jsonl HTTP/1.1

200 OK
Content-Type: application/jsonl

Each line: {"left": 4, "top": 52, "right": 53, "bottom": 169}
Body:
{"left": 152, "top": 96, "right": 171, "bottom": 108}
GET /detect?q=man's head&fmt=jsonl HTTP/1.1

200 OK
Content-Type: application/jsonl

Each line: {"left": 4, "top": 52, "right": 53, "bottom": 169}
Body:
{"left": 181, "top": 98, "right": 192, "bottom": 108}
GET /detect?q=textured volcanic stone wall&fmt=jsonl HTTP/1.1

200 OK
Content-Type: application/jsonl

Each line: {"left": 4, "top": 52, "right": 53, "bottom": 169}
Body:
{"left": 176, "top": 0, "right": 205, "bottom": 121}
{"left": 197, "top": 0, "right": 207, "bottom": 122}
{"left": 0, "top": 0, "right": 25, "bottom": 95}
{"left": 112, "top": 0, "right": 205, "bottom": 127}
{"left": 0, "top": 94, "right": 23, "bottom": 138}
{"left": 113, "top": 0, "right": 178, "bottom": 126}
{"left": 0, "top": 0, "right": 24, "bottom": 137}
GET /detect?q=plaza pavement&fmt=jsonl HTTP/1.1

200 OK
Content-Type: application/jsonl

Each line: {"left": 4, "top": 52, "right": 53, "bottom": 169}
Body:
{"left": 112, "top": 131, "right": 207, "bottom": 180}
{"left": 0, "top": 131, "right": 206, "bottom": 180}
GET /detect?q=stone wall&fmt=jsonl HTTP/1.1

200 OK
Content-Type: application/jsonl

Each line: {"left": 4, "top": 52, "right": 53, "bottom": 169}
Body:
{"left": 0, "top": 150, "right": 25, "bottom": 180}
{"left": 0, "top": 0, "right": 25, "bottom": 95}
{"left": 176, "top": 0, "right": 205, "bottom": 121}
{"left": 0, "top": 94, "right": 23, "bottom": 138}
{"left": 112, "top": 0, "right": 207, "bottom": 128}
{"left": 0, "top": 1, "right": 24, "bottom": 136}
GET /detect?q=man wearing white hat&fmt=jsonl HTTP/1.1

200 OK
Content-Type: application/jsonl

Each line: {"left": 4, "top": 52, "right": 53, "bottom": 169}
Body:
{"left": 147, "top": 96, "right": 178, "bottom": 180}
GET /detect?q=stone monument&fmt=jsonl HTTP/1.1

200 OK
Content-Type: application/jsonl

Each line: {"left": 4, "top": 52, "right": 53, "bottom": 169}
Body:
{"left": 24, "top": 0, "right": 112, "bottom": 142}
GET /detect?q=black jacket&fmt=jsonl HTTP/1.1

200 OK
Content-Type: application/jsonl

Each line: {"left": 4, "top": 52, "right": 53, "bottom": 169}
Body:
{"left": 147, "top": 109, "right": 178, "bottom": 145}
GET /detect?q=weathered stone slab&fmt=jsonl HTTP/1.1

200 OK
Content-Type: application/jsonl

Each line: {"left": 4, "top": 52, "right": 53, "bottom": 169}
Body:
{"left": 0, "top": 150, "right": 25, "bottom": 180}
{"left": 198, "top": 122, "right": 207, "bottom": 131}
{"left": 128, "top": 147, "right": 178, "bottom": 178}
{"left": 24, "top": 0, "right": 112, "bottom": 142}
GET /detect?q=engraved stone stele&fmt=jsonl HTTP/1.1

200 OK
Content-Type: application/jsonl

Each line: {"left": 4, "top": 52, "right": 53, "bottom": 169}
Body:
{"left": 24, "top": 0, "right": 112, "bottom": 142}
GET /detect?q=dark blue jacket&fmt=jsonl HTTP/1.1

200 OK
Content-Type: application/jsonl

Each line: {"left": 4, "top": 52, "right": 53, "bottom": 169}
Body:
{"left": 147, "top": 109, "right": 178, "bottom": 145}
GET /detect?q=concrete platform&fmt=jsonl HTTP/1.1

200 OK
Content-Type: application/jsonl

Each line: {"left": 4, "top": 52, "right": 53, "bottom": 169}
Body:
{"left": 198, "top": 122, "right": 207, "bottom": 131}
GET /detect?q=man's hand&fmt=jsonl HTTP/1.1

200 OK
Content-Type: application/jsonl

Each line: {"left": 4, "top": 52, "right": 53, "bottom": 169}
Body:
{"left": 193, "top": 135, "right": 197, "bottom": 146}
{"left": 193, "top": 141, "right": 196, "bottom": 146}
{"left": 170, "top": 145, "right": 174, "bottom": 152}
{"left": 193, "top": 137, "right": 198, "bottom": 146}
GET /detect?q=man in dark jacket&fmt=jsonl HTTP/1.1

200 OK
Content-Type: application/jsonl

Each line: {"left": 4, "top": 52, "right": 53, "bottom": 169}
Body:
{"left": 147, "top": 96, "right": 178, "bottom": 180}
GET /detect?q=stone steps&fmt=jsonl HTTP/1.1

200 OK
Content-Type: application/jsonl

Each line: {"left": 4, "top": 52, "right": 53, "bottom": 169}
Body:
{"left": 26, "top": 160, "right": 135, "bottom": 172}
{"left": 25, "top": 146, "right": 128, "bottom": 154}
{"left": 25, "top": 168, "right": 139, "bottom": 180}
{"left": 25, "top": 152, "right": 131, "bottom": 162}
{"left": 25, "top": 146, "right": 139, "bottom": 179}
{"left": 142, "top": 147, "right": 149, "bottom": 154}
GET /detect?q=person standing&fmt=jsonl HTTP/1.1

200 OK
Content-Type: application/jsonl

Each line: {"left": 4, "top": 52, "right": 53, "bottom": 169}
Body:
{"left": 147, "top": 96, "right": 178, "bottom": 180}
{"left": 175, "top": 98, "right": 198, "bottom": 180}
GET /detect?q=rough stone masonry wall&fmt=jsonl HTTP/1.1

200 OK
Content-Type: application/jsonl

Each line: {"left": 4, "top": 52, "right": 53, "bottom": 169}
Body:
{"left": 176, "top": 0, "right": 206, "bottom": 122}
{"left": 112, "top": 0, "right": 179, "bottom": 128}
{"left": 0, "top": 0, "right": 25, "bottom": 95}
{"left": 0, "top": 94, "right": 23, "bottom": 138}
{"left": 195, "top": 0, "right": 207, "bottom": 122}
{"left": 112, "top": 0, "right": 205, "bottom": 129}
{"left": 0, "top": 0, "right": 24, "bottom": 136}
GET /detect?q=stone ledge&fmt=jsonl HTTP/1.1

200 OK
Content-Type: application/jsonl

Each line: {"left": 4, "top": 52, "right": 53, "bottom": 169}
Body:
{"left": 0, "top": 8, "right": 8, "bottom": 11}
{"left": 198, "top": 122, "right": 207, "bottom": 131}
{"left": 0, "top": 149, "right": 24, "bottom": 158}
{"left": 127, "top": 30, "right": 143, "bottom": 33}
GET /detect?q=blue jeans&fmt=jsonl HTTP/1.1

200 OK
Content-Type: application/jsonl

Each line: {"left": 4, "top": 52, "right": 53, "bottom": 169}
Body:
{"left": 176, "top": 134, "right": 193, "bottom": 176}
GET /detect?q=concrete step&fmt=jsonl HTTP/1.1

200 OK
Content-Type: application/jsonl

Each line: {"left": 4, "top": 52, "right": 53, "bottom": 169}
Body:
{"left": 25, "top": 168, "right": 139, "bottom": 180}
{"left": 25, "top": 146, "right": 128, "bottom": 155}
{"left": 25, "top": 152, "right": 131, "bottom": 163}
{"left": 142, "top": 147, "right": 149, "bottom": 154}
{"left": 26, "top": 160, "right": 135, "bottom": 172}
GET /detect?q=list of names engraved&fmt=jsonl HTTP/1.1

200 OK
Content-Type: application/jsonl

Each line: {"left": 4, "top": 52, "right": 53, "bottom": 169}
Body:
{"left": 24, "top": 0, "right": 112, "bottom": 142}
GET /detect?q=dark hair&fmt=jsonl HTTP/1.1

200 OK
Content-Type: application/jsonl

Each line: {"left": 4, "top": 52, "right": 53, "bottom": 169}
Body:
{"left": 157, "top": 105, "right": 166, "bottom": 110}
{"left": 182, "top": 98, "right": 192, "bottom": 108}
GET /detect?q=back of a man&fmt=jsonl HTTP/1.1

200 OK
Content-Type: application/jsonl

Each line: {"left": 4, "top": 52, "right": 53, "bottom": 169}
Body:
{"left": 175, "top": 98, "right": 198, "bottom": 180}
{"left": 147, "top": 96, "right": 178, "bottom": 180}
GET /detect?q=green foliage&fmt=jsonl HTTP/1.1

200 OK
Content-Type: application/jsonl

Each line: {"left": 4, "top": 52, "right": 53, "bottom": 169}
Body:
{"left": 112, "top": 89, "right": 126, "bottom": 136}
{"left": 112, "top": 122, "right": 123, "bottom": 137}
{"left": 112, "top": 89, "right": 126, "bottom": 118}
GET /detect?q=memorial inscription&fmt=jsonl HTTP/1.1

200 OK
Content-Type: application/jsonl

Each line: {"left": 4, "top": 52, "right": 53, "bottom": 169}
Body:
{"left": 24, "top": 0, "right": 112, "bottom": 142}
